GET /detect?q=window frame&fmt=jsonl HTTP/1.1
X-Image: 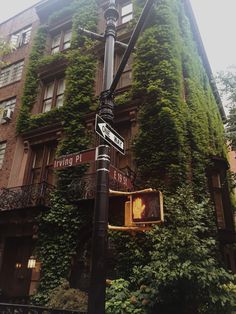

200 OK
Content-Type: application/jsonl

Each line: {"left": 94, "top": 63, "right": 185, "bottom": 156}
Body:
{"left": 0, "top": 97, "right": 16, "bottom": 121}
{"left": 119, "top": 1, "right": 133, "bottom": 25}
{"left": 0, "top": 142, "right": 7, "bottom": 169}
{"left": 41, "top": 76, "right": 65, "bottom": 113}
{"left": 211, "top": 173, "right": 226, "bottom": 229}
{"left": 0, "top": 60, "right": 24, "bottom": 88}
{"left": 29, "top": 142, "right": 57, "bottom": 186}
{"left": 50, "top": 28, "right": 72, "bottom": 54}
{"left": 10, "top": 25, "right": 32, "bottom": 48}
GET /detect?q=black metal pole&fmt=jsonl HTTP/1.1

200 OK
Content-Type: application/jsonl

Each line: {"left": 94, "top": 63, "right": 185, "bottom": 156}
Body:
{"left": 110, "top": 0, "right": 154, "bottom": 94}
{"left": 87, "top": 1, "right": 118, "bottom": 313}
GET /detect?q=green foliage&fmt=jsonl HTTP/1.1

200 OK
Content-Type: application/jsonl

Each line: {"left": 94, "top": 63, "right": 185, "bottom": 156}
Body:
{"left": 114, "top": 92, "right": 132, "bottom": 106}
{"left": 106, "top": 279, "right": 149, "bottom": 314}
{"left": 16, "top": 26, "right": 48, "bottom": 133}
{"left": 108, "top": 231, "right": 151, "bottom": 279}
{"left": 107, "top": 186, "right": 236, "bottom": 313}
{"left": 132, "top": 0, "right": 189, "bottom": 191}
{"left": 132, "top": 0, "right": 226, "bottom": 193}
{"left": 216, "top": 67, "right": 236, "bottom": 107}
{"left": 46, "top": 279, "right": 88, "bottom": 312}
{"left": 0, "top": 39, "right": 15, "bottom": 66}
{"left": 17, "top": 0, "right": 231, "bottom": 310}
{"left": 216, "top": 68, "right": 236, "bottom": 149}
{"left": 19, "top": 0, "right": 98, "bottom": 304}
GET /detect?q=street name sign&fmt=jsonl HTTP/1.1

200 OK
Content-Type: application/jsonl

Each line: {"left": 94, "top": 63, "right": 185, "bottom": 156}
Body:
{"left": 110, "top": 165, "right": 133, "bottom": 189}
{"left": 95, "top": 114, "right": 125, "bottom": 155}
{"left": 54, "top": 148, "right": 132, "bottom": 189}
{"left": 54, "top": 148, "right": 95, "bottom": 170}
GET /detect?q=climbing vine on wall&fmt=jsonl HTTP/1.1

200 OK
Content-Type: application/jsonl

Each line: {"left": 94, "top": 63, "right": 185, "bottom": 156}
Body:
{"left": 132, "top": 0, "right": 189, "bottom": 191}
{"left": 16, "top": 0, "right": 230, "bottom": 308}
{"left": 132, "top": 0, "right": 226, "bottom": 194}
{"left": 15, "top": 0, "right": 98, "bottom": 304}
{"left": 107, "top": 0, "right": 233, "bottom": 312}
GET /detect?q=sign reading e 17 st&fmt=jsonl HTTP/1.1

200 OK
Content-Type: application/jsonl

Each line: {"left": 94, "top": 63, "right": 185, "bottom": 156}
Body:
{"left": 95, "top": 114, "right": 125, "bottom": 155}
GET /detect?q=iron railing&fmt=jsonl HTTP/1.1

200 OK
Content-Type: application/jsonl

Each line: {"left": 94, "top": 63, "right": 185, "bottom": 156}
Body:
{"left": 67, "top": 172, "right": 134, "bottom": 202}
{"left": 0, "top": 182, "right": 54, "bottom": 211}
{"left": 0, "top": 171, "right": 134, "bottom": 210}
{"left": 0, "top": 303, "right": 85, "bottom": 314}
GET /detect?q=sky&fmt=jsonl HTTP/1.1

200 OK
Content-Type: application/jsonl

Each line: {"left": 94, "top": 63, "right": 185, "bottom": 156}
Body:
{"left": 0, "top": 0, "right": 236, "bottom": 74}
{"left": 190, "top": 0, "right": 236, "bottom": 74}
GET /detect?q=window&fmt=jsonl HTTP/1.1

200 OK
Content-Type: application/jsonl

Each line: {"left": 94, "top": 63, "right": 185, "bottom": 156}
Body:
{"left": 10, "top": 26, "right": 32, "bottom": 48}
{"left": 0, "top": 61, "right": 24, "bottom": 88}
{"left": 212, "top": 173, "right": 225, "bottom": 229}
{"left": 51, "top": 29, "right": 72, "bottom": 54}
{"left": 30, "top": 143, "right": 57, "bottom": 185}
{"left": 115, "top": 53, "right": 132, "bottom": 89}
{"left": 0, "top": 142, "right": 6, "bottom": 169}
{"left": 0, "top": 97, "right": 16, "bottom": 121}
{"left": 121, "top": 2, "right": 133, "bottom": 24}
{"left": 42, "top": 78, "right": 65, "bottom": 112}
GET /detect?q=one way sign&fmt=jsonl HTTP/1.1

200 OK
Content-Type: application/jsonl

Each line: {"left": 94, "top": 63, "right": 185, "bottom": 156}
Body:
{"left": 95, "top": 114, "right": 125, "bottom": 155}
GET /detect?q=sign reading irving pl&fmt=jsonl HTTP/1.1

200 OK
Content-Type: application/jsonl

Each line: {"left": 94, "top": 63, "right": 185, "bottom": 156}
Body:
{"left": 54, "top": 148, "right": 132, "bottom": 189}
{"left": 54, "top": 148, "right": 95, "bottom": 169}
{"left": 95, "top": 114, "right": 125, "bottom": 155}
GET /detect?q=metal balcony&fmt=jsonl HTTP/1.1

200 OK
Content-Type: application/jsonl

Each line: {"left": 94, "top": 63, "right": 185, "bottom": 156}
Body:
{"left": 0, "top": 182, "right": 54, "bottom": 211}
{"left": 66, "top": 172, "right": 133, "bottom": 203}
{"left": 0, "top": 171, "right": 133, "bottom": 210}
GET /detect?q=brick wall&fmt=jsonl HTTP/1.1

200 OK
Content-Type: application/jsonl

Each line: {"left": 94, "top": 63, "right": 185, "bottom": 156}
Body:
{"left": 0, "top": 7, "right": 39, "bottom": 188}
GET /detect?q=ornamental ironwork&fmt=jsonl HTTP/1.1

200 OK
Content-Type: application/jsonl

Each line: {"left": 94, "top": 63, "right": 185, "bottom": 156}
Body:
{"left": 0, "top": 182, "right": 54, "bottom": 211}
{"left": 66, "top": 171, "right": 134, "bottom": 203}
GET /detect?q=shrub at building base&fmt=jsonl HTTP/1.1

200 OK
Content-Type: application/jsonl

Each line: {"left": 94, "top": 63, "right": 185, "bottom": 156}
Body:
{"left": 46, "top": 279, "right": 88, "bottom": 312}
{"left": 106, "top": 186, "right": 236, "bottom": 314}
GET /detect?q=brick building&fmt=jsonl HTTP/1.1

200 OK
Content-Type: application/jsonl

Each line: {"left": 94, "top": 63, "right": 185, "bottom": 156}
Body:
{"left": 0, "top": 0, "right": 235, "bottom": 303}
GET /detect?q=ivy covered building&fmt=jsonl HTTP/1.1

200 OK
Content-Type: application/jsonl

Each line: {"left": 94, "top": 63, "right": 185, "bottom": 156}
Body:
{"left": 0, "top": 0, "right": 235, "bottom": 310}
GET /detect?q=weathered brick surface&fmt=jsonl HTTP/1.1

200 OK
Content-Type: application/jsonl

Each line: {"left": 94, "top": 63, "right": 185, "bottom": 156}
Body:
{"left": 0, "top": 8, "right": 39, "bottom": 188}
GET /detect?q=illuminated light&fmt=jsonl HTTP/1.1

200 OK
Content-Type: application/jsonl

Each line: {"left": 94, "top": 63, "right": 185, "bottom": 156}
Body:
{"left": 15, "top": 262, "right": 22, "bottom": 269}
{"left": 131, "top": 191, "right": 163, "bottom": 224}
{"left": 132, "top": 197, "right": 145, "bottom": 219}
{"left": 27, "top": 256, "right": 36, "bottom": 269}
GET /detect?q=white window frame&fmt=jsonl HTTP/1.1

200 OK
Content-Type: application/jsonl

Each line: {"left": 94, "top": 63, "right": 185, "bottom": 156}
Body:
{"left": 121, "top": 2, "right": 133, "bottom": 24}
{"left": 10, "top": 26, "right": 32, "bottom": 48}
{"left": 0, "top": 61, "right": 24, "bottom": 88}
{"left": 0, "top": 142, "right": 6, "bottom": 169}
{"left": 0, "top": 97, "right": 16, "bottom": 122}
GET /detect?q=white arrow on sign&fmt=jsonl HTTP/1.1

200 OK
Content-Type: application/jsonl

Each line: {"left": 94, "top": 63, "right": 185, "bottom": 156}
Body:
{"left": 95, "top": 114, "right": 125, "bottom": 155}
{"left": 98, "top": 122, "right": 124, "bottom": 150}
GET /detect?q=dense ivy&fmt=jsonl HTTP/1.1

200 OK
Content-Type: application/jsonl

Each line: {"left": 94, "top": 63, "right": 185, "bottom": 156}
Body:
{"left": 15, "top": 0, "right": 97, "bottom": 304}
{"left": 16, "top": 0, "right": 234, "bottom": 310}
{"left": 107, "top": 186, "right": 236, "bottom": 314}
{"left": 16, "top": 26, "right": 48, "bottom": 133}
{"left": 107, "top": 0, "right": 235, "bottom": 313}
{"left": 132, "top": 0, "right": 189, "bottom": 191}
{"left": 132, "top": 0, "right": 226, "bottom": 193}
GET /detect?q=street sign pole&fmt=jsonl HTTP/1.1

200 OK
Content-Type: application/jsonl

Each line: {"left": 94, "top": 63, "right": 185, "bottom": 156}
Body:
{"left": 87, "top": 1, "right": 118, "bottom": 313}
{"left": 87, "top": 0, "right": 154, "bottom": 313}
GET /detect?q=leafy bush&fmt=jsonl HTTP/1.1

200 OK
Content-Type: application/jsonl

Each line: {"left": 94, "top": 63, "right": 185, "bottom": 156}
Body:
{"left": 107, "top": 186, "right": 236, "bottom": 314}
{"left": 47, "top": 279, "right": 88, "bottom": 312}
